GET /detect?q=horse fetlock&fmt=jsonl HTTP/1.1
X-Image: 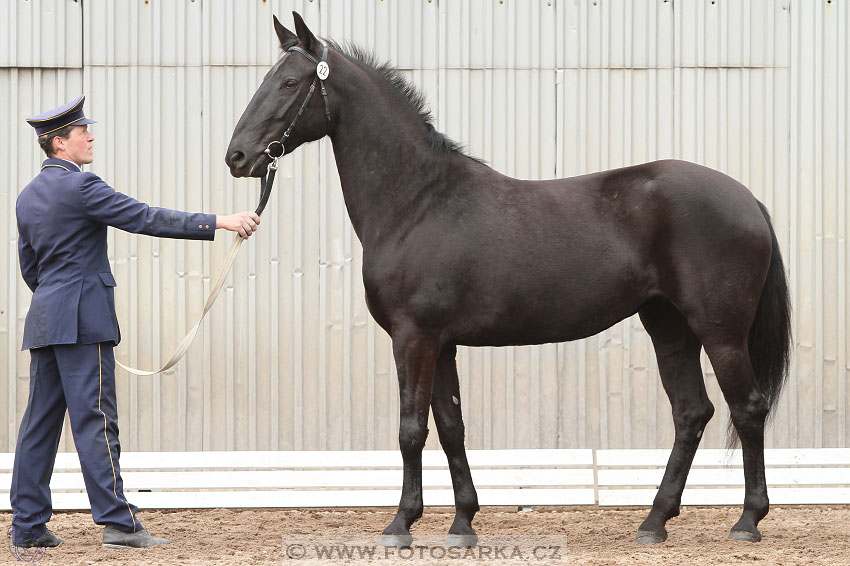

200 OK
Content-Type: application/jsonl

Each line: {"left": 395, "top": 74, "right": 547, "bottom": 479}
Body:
{"left": 397, "top": 502, "right": 424, "bottom": 527}
{"left": 650, "top": 494, "right": 681, "bottom": 522}
{"left": 449, "top": 514, "right": 477, "bottom": 536}
{"left": 455, "top": 491, "right": 480, "bottom": 518}
{"left": 744, "top": 495, "right": 770, "bottom": 522}
{"left": 382, "top": 521, "right": 408, "bottom": 536}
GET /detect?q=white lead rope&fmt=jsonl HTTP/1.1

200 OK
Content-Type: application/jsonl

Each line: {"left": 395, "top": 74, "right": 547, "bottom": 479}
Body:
{"left": 116, "top": 233, "right": 246, "bottom": 376}
{"left": 115, "top": 43, "right": 311, "bottom": 376}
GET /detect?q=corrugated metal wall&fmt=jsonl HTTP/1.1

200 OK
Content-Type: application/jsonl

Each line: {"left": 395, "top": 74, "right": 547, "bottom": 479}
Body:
{"left": 0, "top": 1, "right": 847, "bottom": 452}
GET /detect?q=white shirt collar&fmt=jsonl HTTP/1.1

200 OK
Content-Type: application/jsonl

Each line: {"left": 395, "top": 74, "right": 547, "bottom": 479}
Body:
{"left": 56, "top": 158, "right": 81, "bottom": 170}
{"left": 48, "top": 158, "right": 82, "bottom": 172}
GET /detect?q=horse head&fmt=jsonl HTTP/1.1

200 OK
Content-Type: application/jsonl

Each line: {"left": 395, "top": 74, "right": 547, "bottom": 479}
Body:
{"left": 225, "top": 12, "right": 334, "bottom": 178}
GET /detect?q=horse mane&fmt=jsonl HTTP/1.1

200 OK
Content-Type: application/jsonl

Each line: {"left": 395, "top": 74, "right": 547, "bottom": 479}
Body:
{"left": 325, "top": 40, "right": 484, "bottom": 163}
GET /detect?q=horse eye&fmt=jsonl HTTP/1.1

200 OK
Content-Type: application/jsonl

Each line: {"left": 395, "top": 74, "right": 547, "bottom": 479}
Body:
{"left": 284, "top": 78, "right": 298, "bottom": 89}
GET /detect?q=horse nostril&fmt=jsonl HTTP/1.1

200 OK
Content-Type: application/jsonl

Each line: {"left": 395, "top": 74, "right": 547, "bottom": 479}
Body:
{"left": 228, "top": 150, "right": 246, "bottom": 167}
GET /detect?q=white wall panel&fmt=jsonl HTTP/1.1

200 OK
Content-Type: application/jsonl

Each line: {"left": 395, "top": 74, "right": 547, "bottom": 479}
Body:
{"left": 1, "top": 1, "right": 848, "bottom": 453}
{"left": 0, "top": 0, "right": 82, "bottom": 68}
{"left": 557, "top": 0, "right": 675, "bottom": 69}
{"left": 85, "top": 0, "right": 204, "bottom": 67}
{"left": 211, "top": 0, "right": 322, "bottom": 66}
{"left": 676, "top": 0, "right": 791, "bottom": 68}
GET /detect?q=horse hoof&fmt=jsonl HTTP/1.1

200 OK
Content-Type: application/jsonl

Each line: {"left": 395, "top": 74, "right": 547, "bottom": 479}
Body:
{"left": 379, "top": 534, "right": 413, "bottom": 548}
{"left": 445, "top": 534, "right": 478, "bottom": 548}
{"left": 635, "top": 530, "right": 667, "bottom": 544}
{"left": 729, "top": 530, "right": 761, "bottom": 543}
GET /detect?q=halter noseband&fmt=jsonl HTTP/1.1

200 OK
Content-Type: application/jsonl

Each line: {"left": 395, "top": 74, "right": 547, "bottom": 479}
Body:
{"left": 257, "top": 44, "right": 332, "bottom": 216}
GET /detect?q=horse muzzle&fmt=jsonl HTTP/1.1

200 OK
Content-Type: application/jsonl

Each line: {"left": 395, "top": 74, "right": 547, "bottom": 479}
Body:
{"left": 225, "top": 149, "right": 271, "bottom": 178}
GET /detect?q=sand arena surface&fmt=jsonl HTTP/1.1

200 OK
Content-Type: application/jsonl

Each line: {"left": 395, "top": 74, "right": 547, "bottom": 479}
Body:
{"left": 2, "top": 506, "right": 848, "bottom": 565}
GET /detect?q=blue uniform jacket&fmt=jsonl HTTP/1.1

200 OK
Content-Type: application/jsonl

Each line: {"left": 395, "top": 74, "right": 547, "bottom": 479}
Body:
{"left": 17, "top": 158, "right": 217, "bottom": 350}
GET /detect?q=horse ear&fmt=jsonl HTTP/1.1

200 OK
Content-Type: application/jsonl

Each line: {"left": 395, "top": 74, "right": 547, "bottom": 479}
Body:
{"left": 292, "top": 11, "right": 320, "bottom": 52}
{"left": 274, "top": 15, "right": 298, "bottom": 50}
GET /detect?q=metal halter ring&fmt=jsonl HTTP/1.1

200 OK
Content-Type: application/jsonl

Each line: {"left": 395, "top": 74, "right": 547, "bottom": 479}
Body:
{"left": 264, "top": 140, "right": 284, "bottom": 170}
{"left": 265, "top": 140, "right": 284, "bottom": 159}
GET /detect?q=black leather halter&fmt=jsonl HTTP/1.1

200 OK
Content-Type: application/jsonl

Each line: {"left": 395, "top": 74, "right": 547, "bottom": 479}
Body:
{"left": 256, "top": 45, "right": 332, "bottom": 216}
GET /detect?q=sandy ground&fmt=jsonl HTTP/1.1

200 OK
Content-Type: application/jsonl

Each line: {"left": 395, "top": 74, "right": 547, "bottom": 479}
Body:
{"left": 1, "top": 505, "right": 848, "bottom": 565}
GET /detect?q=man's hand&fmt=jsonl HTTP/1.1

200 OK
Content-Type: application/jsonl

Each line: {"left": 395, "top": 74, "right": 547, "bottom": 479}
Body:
{"left": 216, "top": 211, "right": 261, "bottom": 239}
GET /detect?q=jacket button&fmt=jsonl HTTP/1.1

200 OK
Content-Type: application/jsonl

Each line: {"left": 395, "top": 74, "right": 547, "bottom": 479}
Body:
{"left": 205, "top": 225, "right": 210, "bottom": 229}
{"left": 198, "top": 225, "right": 203, "bottom": 229}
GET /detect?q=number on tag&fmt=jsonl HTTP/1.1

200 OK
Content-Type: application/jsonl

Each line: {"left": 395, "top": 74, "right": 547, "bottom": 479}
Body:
{"left": 317, "top": 61, "right": 330, "bottom": 80}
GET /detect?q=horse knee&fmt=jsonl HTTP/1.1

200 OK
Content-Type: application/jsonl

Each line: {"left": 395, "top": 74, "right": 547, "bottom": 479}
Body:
{"left": 399, "top": 416, "right": 428, "bottom": 457}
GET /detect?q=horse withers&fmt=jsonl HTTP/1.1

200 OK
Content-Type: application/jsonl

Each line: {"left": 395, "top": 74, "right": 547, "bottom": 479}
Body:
{"left": 226, "top": 12, "right": 792, "bottom": 547}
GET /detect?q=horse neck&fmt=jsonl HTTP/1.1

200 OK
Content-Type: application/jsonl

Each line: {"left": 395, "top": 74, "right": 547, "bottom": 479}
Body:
{"left": 328, "top": 74, "right": 456, "bottom": 246}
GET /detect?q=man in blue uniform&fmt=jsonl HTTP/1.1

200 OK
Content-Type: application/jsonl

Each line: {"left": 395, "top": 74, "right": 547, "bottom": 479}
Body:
{"left": 12, "top": 95, "right": 260, "bottom": 549}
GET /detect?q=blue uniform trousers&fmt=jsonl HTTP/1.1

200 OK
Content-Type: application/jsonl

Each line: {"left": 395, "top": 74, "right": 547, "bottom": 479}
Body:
{"left": 11, "top": 343, "right": 141, "bottom": 535}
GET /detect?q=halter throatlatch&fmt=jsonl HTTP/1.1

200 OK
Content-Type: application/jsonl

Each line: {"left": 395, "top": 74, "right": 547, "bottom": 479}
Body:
{"left": 257, "top": 44, "right": 332, "bottom": 216}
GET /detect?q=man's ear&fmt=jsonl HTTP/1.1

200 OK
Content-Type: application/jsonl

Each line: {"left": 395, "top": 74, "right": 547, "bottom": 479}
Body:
{"left": 292, "top": 11, "right": 320, "bottom": 54}
{"left": 52, "top": 135, "right": 65, "bottom": 155}
{"left": 274, "top": 15, "right": 299, "bottom": 50}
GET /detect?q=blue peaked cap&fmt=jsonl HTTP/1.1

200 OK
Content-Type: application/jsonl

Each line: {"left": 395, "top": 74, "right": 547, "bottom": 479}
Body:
{"left": 26, "top": 94, "right": 97, "bottom": 136}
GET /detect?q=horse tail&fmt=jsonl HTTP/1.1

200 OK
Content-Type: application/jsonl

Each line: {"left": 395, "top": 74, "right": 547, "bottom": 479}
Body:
{"left": 728, "top": 201, "right": 792, "bottom": 448}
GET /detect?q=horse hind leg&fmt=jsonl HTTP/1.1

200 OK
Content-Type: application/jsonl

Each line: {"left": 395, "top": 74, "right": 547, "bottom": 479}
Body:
{"left": 700, "top": 340, "right": 770, "bottom": 542}
{"left": 636, "top": 298, "right": 715, "bottom": 544}
{"left": 430, "top": 345, "right": 479, "bottom": 547}
{"left": 683, "top": 290, "right": 771, "bottom": 541}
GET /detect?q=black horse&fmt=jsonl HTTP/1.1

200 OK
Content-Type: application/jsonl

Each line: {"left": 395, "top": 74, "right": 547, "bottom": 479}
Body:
{"left": 226, "top": 13, "right": 791, "bottom": 547}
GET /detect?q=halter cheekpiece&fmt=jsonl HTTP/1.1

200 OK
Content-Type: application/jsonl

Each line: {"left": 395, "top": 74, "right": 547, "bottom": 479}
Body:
{"left": 257, "top": 44, "right": 332, "bottom": 216}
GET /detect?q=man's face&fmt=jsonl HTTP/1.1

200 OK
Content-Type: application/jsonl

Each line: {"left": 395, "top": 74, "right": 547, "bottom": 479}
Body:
{"left": 54, "top": 125, "right": 94, "bottom": 165}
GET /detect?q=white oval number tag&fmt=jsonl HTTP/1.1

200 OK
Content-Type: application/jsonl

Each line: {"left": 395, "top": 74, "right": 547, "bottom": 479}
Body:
{"left": 316, "top": 61, "right": 330, "bottom": 80}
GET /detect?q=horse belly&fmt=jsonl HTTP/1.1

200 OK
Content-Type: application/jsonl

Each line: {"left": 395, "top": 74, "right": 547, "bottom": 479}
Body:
{"left": 451, "top": 276, "right": 650, "bottom": 348}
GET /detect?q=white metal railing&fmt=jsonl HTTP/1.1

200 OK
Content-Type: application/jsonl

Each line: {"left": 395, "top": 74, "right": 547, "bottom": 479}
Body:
{"left": 1, "top": 449, "right": 848, "bottom": 510}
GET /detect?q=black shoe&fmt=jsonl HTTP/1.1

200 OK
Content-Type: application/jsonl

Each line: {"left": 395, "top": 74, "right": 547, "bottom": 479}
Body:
{"left": 12, "top": 526, "right": 65, "bottom": 548}
{"left": 102, "top": 526, "right": 170, "bottom": 549}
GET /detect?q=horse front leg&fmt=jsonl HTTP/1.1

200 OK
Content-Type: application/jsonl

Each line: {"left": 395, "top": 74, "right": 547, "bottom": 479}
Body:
{"left": 431, "top": 345, "right": 479, "bottom": 547}
{"left": 379, "top": 328, "right": 440, "bottom": 548}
